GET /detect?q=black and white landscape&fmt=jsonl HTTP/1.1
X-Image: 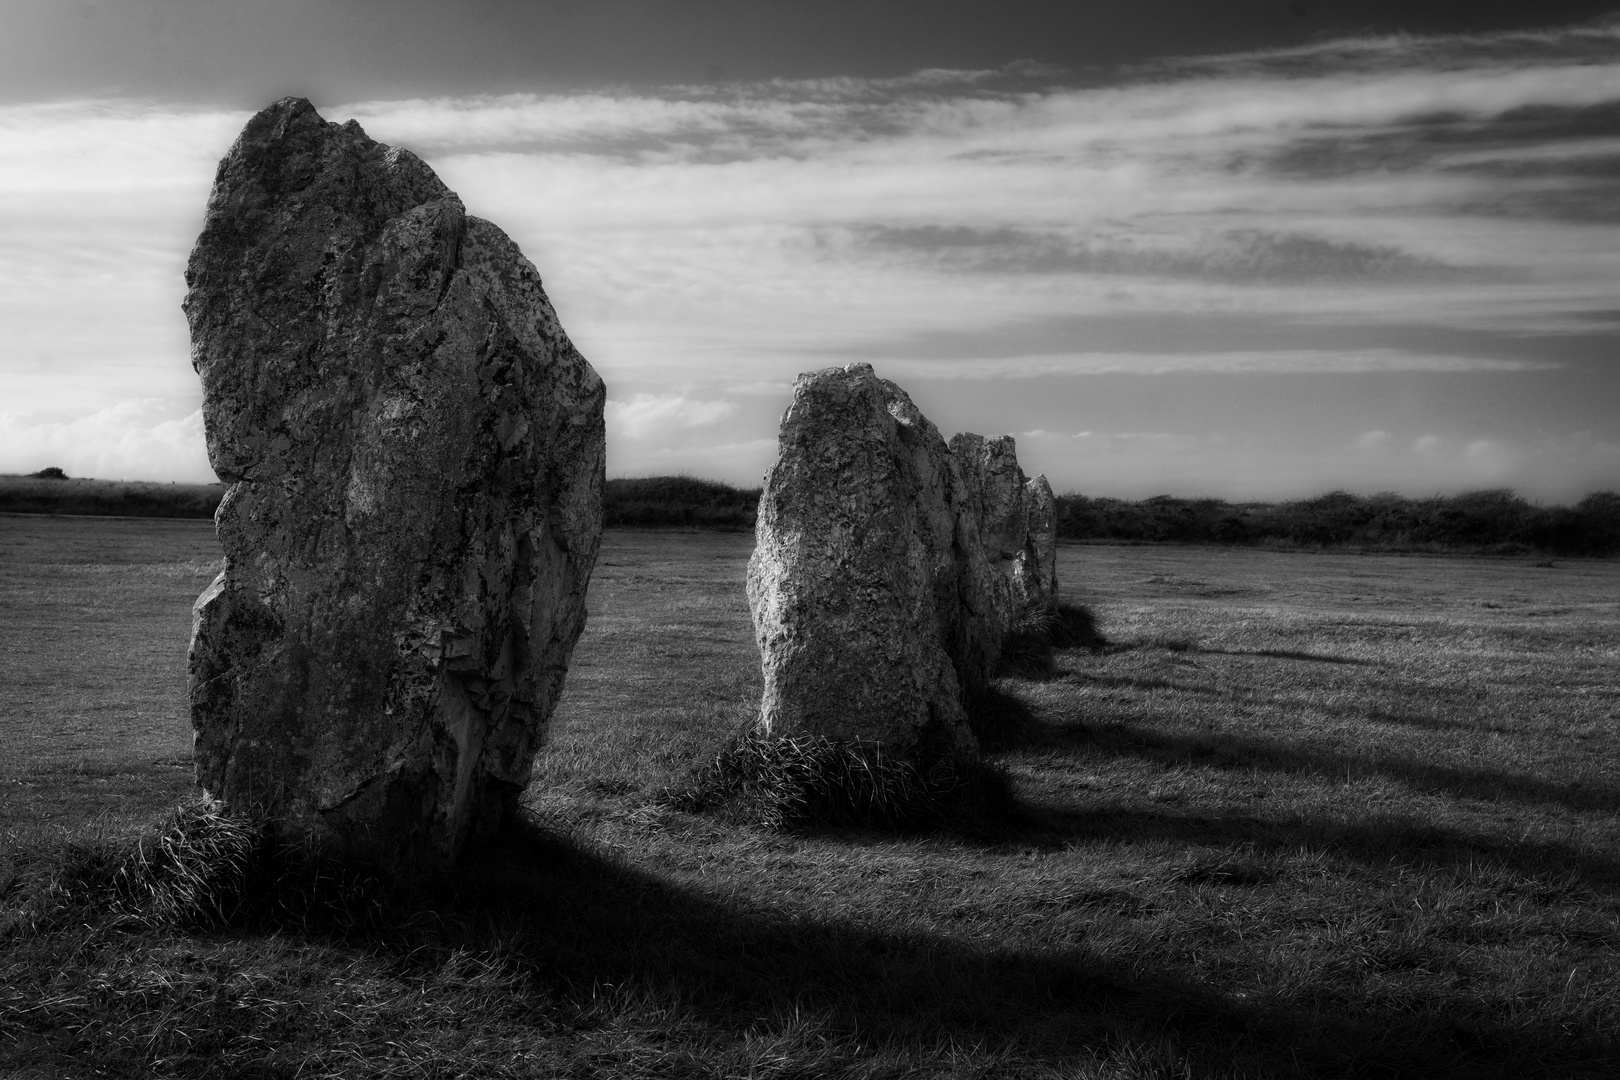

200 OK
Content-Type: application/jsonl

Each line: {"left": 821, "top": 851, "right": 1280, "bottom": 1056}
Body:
{"left": 3, "top": 4, "right": 1619, "bottom": 1078}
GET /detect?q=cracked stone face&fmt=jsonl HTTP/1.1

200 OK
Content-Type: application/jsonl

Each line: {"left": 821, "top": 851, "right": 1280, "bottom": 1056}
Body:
{"left": 184, "top": 98, "right": 605, "bottom": 866}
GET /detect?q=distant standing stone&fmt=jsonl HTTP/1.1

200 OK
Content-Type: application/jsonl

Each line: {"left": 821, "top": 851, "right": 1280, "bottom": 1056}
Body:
{"left": 951, "top": 433, "right": 1059, "bottom": 625}
{"left": 747, "top": 364, "right": 1000, "bottom": 756}
{"left": 1022, "top": 473, "right": 1060, "bottom": 613}
{"left": 184, "top": 98, "right": 605, "bottom": 866}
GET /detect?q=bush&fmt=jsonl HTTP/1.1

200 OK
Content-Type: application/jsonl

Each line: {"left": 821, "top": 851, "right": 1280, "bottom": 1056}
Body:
{"left": 0, "top": 472, "right": 766, "bottom": 529}
{"left": 0, "top": 475, "right": 224, "bottom": 518}
{"left": 1055, "top": 489, "right": 1620, "bottom": 557}
{"left": 604, "top": 475, "right": 760, "bottom": 531}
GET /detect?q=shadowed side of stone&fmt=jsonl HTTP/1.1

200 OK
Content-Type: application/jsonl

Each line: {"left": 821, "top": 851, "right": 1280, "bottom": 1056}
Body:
{"left": 746, "top": 364, "right": 999, "bottom": 757}
{"left": 184, "top": 98, "right": 605, "bottom": 868}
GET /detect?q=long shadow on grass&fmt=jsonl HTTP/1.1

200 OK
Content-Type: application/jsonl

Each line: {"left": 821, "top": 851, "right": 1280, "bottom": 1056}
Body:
{"left": 1356, "top": 705, "right": 1522, "bottom": 737}
{"left": 1011, "top": 796, "right": 1620, "bottom": 891}
{"left": 19, "top": 805, "right": 1617, "bottom": 1077}
{"left": 974, "top": 700, "right": 1620, "bottom": 889}
{"left": 1061, "top": 666, "right": 1522, "bottom": 737}
{"left": 1022, "top": 708, "right": 1620, "bottom": 816}
{"left": 425, "top": 814, "right": 1612, "bottom": 1079}
{"left": 1197, "top": 647, "right": 1373, "bottom": 666}
{"left": 1101, "top": 639, "right": 1375, "bottom": 667}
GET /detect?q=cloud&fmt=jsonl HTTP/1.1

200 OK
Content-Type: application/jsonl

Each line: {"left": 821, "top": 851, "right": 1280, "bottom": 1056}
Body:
{"left": 0, "top": 399, "right": 213, "bottom": 482}
{"left": 1355, "top": 430, "right": 1390, "bottom": 449}
{"left": 1036, "top": 426, "right": 1619, "bottom": 503}
{"left": 853, "top": 225, "right": 1496, "bottom": 283}
{"left": 2, "top": 20, "right": 1618, "bottom": 498}
{"left": 829, "top": 309, "right": 1611, "bottom": 368}
{"left": 883, "top": 351, "right": 1552, "bottom": 379}
{"left": 606, "top": 394, "right": 737, "bottom": 441}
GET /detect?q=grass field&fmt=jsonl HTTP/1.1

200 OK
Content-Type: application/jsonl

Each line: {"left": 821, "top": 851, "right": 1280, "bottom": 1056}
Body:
{"left": 3, "top": 514, "right": 1619, "bottom": 1077}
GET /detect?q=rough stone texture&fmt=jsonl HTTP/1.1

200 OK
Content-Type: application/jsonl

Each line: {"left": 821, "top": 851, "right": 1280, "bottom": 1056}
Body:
{"left": 747, "top": 364, "right": 999, "bottom": 756}
{"left": 184, "top": 98, "right": 605, "bottom": 866}
{"left": 951, "top": 433, "right": 1060, "bottom": 624}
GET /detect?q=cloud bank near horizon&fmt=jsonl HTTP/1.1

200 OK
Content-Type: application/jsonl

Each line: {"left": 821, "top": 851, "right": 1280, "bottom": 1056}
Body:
{"left": 2, "top": 21, "right": 1618, "bottom": 499}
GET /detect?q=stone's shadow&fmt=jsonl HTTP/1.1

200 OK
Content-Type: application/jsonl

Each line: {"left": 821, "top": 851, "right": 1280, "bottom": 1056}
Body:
{"left": 1002, "top": 794, "right": 1620, "bottom": 892}
{"left": 1061, "top": 670, "right": 1224, "bottom": 696}
{"left": 1357, "top": 707, "right": 1522, "bottom": 737}
{"left": 1010, "top": 639, "right": 1614, "bottom": 813}
{"left": 1096, "top": 640, "right": 1372, "bottom": 666}
{"left": 1197, "top": 647, "right": 1374, "bottom": 666}
{"left": 960, "top": 708, "right": 1620, "bottom": 892}
{"left": 911, "top": 722, "right": 1620, "bottom": 891}
{"left": 967, "top": 682, "right": 1045, "bottom": 752}
{"left": 404, "top": 813, "right": 1606, "bottom": 1078}
{"left": 1059, "top": 666, "right": 1522, "bottom": 738}
{"left": 1019, "top": 715, "right": 1620, "bottom": 817}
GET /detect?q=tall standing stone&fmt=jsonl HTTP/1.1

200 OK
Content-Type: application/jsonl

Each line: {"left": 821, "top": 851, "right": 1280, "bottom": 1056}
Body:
{"left": 184, "top": 98, "right": 605, "bottom": 866}
{"left": 747, "top": 364, "right": 999, "bottom": 756}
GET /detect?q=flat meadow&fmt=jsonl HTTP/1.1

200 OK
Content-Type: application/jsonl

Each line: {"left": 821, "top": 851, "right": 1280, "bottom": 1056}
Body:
{"left": 3, "top": 513, "right": 1619, "bottom": 1078}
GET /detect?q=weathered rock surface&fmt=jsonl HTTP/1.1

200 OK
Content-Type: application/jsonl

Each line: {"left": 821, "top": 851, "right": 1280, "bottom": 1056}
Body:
{"left": 184, "top": 98, "right": 605, "bottom": 866}
{"left": 747, "top": 364, "right": 999, "bottom": 756}
{"left": 951, "top": 433, "right": 1059, "bottom": 625}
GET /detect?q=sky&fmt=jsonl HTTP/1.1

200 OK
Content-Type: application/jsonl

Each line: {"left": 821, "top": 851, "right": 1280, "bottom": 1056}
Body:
{"left": 2, "top": 1, "right": 1618, "bottom": 501}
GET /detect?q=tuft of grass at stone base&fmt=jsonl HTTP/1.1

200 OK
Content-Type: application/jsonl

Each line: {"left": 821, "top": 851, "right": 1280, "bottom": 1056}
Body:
{"left": 667, "top": 730, "right": 1014, "bottom": 831}
{"left": 997, "top": 600, "right": 1110, "bottom": 680}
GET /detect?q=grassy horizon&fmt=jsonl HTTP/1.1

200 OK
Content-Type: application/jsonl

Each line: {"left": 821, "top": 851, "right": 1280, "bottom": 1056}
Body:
{"left": 5, "top": 472, "right": 1616, "bottom": 556}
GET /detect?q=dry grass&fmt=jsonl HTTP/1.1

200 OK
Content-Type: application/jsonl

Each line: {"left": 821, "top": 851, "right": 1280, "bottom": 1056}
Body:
{"left": 4, "top": 517, "right": 1620, "bottom": 1077}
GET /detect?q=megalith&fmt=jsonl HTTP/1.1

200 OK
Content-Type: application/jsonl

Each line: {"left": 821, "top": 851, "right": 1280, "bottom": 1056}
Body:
{"left": 746, "top": 364, "right": 1000, "bottom": 756}
{"left": 951, "top": 433, "right": 1060, "bottom": 625}
{"left": 183, "top": 98, "right": 605, "bottom": 866}
{"left": 1022, "top": 473, "right": 1060, "bottom": 613}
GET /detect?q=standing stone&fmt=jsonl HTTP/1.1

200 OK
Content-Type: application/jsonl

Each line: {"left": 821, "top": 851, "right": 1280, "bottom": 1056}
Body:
{"left": 1022, "top": 473, "right": 1060, "bottom": 613}
{"left": 747, "top": 364, "right": 999, "bottom": 756}
{"left": 951, "top": 434, "right": 1060, "bottom": 625}
{"left": 184, "top": 98, "right": 605, "bottom": 866}
{"left": 950, "top": 433, "right": 1025, "bottom": 631}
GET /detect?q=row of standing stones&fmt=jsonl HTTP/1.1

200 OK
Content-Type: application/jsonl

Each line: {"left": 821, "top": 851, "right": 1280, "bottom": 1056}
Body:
{"left": 749, "top": 364, "right": 1058, "bottom": 760}
{"left": 185, "top": 99, "right": 1058, "bottom": 869}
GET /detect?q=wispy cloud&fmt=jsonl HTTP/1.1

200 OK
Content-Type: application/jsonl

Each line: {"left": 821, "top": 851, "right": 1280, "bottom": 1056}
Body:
{"left": 1354, "top": 430, "right": 1390, "bottom": 450}
{"left": 883, "top": 351, "right": 1555, "bottom": 380}
{"left": 607, "top": 393, "right": 737, "bottom": 439}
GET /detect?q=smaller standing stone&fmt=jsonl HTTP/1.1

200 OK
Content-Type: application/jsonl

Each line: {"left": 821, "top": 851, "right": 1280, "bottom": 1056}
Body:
{"left": 951, "top": 433, "right": 1060, "bottom": 626}
{"left": 1021, "top": 473, "right": 1060, "bottom": 613}
{"left": 747, "top": 364, "right": 997, "bottom": 757}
